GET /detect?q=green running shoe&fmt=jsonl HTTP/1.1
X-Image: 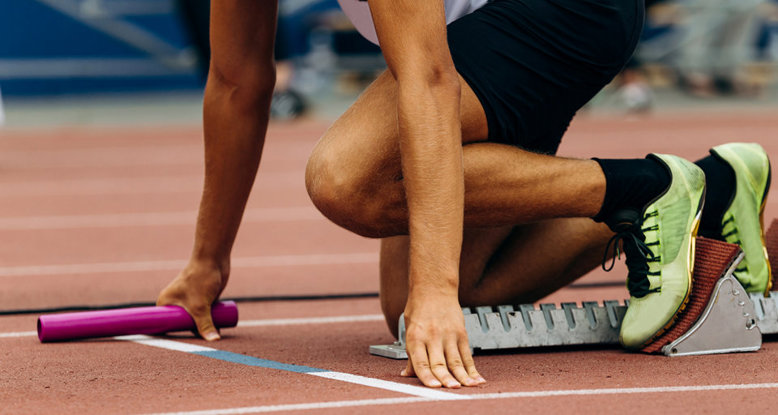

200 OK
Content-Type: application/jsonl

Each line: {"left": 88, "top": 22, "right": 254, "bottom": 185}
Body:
{"left": 601, "top": 154, "right": 706, "bottom": 350}
{"left": 710, "top": 143, "right": 772, "bottom": 295}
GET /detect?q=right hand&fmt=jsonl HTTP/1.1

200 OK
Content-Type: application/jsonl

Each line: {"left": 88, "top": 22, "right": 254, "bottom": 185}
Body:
{"left": 401, "top": 292, "right": 485, "bottom": 388}
{"left": 157, "top": 260, "right": 228, "bottom": 341}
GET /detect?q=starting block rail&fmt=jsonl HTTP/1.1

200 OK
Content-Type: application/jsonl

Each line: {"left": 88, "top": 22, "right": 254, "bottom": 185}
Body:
{"left": 370, "top": 243, "right": 768, "bottom": 359}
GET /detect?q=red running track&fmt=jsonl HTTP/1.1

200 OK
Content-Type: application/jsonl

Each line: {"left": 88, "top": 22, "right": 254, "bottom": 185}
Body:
{"left": 0, "top": 111, "right": 776, "bottom": 414}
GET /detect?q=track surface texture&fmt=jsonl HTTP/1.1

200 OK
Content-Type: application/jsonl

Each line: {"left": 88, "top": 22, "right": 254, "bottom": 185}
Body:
{"left": 1, "top": 110, "right": 777, "bottom": 414}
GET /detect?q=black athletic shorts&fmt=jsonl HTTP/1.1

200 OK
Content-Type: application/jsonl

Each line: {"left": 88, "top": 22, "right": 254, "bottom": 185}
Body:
{"left": 447, "top": 0, "right": 644, "bottom": 154}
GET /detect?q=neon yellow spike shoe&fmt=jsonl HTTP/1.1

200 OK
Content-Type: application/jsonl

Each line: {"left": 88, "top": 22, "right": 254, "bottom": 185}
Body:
{"left": 710, "top": 143, "right": 772, "bottom": 295}
{"left": 605, "top": 154, "right": 706, "bottom": 350}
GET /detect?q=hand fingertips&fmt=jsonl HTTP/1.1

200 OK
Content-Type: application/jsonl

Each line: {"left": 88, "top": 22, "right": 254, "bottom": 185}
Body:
{"left": 460, "top": 376, "right": 476, "bottom": 386}
{"left": 203, "top": 331, "right": 220, "bottom": 341}
{"left": 471, "top": 372, "right": 486, "bottom": 384}
{"left": 426, "top": 378, "right": 442, "bottom": 388}
{"left": 445, "top": 380, "right": 461, "bottom": 388}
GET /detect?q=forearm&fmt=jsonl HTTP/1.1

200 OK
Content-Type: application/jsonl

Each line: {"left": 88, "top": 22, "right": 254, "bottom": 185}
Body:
{"left": 365, "top": 0, "right": 481, "bottom": 388}
{"left": 184, "top": 0, "right": 278, "bottom": 273}
{"left": 368, "top": 0, "right": 465, "bottom": 298}
{"left": 398, "top": 74, "right": 464, "bottom": 297}
{"left": 190, "top": 72, "right": 275, "bottom": 271}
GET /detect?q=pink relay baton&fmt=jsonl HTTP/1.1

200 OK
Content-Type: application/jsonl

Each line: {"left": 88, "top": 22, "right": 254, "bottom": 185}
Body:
{"left": 37, "top": 301, "right": 238, "bottom": 342}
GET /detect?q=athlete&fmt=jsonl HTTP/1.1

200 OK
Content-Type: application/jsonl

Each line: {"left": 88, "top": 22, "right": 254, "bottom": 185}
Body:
{"left": 158, "top": 0, "right": 773, "bottom": 389}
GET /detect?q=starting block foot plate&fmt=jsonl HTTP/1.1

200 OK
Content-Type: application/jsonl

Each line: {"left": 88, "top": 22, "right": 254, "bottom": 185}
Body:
{"left": 369, "top": 342, "right": 408, "bottom": 359}
{"left": 662, "top": 273, "right": 761, "bottom": 356}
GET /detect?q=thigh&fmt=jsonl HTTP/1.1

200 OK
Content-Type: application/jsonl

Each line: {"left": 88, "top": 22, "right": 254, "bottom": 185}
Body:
{"left": 379, "top": 218, "right": 615, "bottom": 337}
{"left": 308, "top": 70, "right": 489, "bottom": 181}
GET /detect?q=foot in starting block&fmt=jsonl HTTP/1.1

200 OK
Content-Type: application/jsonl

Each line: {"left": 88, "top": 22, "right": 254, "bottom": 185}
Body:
{"left": 370, "top": 237, "right": 765, "bottom": 359}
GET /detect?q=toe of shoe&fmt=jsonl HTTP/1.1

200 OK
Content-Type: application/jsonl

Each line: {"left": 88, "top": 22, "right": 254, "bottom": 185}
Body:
{"left": 620, "top": 292, "right": 687, "bottom": 349}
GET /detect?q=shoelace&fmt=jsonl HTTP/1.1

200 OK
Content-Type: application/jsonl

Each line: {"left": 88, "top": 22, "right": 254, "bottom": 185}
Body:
{"left": 721, "top": 215, "right": 747, "bottom": 273}
{"left": 601, "top": 211, "right": 662, "bottom": 298}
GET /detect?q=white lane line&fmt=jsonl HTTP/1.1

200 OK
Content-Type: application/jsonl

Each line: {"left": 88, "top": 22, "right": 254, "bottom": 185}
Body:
{"left": 120, "top": 335, "right": 464, "bottom": 401}
{"left": 309, "top": 372, "right": 456, "bottom": 399}
{"left": 0, "top": 177, "right": 203, "bottom": 197}
{"left": 0, "top": 315, "right": 385, "bottom": 339}
{"left": 117, "top": 335, "right": 217, "bottom": 353}
{"left": 0, "top": 207, "right": 322, "bottom": 230}
{"left": 238, "top": 315, "right": 384, "bottom": 327}
{"left": 0, "top": 145, "right": 201, "bottom": 169}
{"left": 0, "top": 331, "right": 38, "bottom": 338}
{"left": 138, "top": 382, "right": 778, "bottom": 414}
{"left": 0, "top": 253, "right": 377, "bottom": 277}
{"left": 0, "top": 172, "right": 299, "bottom": 197}
{"left": 142, "top": 397, "right": 430, "bottom": 415}
{"left": 474, "top": 383, "right": 778, "bottom": 398}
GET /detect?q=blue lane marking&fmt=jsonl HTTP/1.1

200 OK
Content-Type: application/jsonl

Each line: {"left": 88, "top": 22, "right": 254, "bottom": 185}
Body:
{"left": 195, "top": 350, "right": 328, "bottom": 373}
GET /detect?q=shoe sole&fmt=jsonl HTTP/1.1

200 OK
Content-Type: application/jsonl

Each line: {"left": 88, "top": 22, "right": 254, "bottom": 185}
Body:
{"left": 634, "top": 188, "right": 705, "bottom": 350}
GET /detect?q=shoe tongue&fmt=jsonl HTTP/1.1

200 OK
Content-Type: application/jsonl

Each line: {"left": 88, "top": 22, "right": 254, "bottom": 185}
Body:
{"left": 604, "top": 208, "right": 642, "bottom": 233}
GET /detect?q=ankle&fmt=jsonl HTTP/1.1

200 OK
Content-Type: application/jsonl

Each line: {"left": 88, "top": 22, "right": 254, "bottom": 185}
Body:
{"left": 592, "top": 157, "right": 671, "bottom": 230}
{"left": 695, "top": 154, "right": 735, "bottom": 239}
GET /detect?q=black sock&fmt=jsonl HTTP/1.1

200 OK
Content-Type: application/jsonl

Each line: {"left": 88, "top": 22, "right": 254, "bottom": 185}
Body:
{"left": 592, "top": 157, "right": 672, "bottom": 230}
{"left": 695, "top": 154, "right": 736, "bottom": 239}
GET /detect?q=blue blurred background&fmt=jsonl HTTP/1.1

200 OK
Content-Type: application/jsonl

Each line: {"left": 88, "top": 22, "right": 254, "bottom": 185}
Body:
{"left": 0, "top": 0, "right": 776, "bottom": 124}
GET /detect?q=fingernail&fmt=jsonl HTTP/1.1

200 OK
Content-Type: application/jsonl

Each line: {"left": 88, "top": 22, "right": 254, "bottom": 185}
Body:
{"left": 476, "top": 376, "right": 486, "bottom": 383}
{"left": 204, "top": 332, "right": 220, "bottom": 341}
{"left": 430, "top": 380, "right": 441, "bottom": 387}
{"left": 400, "top": 369, "right": 408, "bottom": 376}
{"left": 446, "top": 381, "right": 461, "bottom": 388}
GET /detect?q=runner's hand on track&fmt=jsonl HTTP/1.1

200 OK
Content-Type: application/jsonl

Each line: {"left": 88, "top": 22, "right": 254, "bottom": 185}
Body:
{"left": 401, "top": 295, "right": 486, "bottom": 388}
{"left": 157, "top": 261, "right": 227, "bottom": 341}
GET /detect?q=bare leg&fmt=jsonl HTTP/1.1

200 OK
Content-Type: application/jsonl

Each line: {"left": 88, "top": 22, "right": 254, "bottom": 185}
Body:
{"left": 305, "top": 71, "right": 605, "bottom": 238}
{"left": 306, "top": 70, "right": 614, "bottom": 336}
{"left": 381, "top": 219, "right": 614, "bottom": 337}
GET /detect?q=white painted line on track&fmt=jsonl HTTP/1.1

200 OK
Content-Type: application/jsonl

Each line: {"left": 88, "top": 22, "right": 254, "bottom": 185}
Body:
{"left": 117, "top": 335, "right": 217, "bottom": 353}
{"left": 0, "top": 330, "right": 38, "bottom": 338}
{"left": 0, "top": 177, "right": 203, "bottom": 197}
{"left": 474, "top": 383, "right": 778, "bottom": 398}
{"left": 0, "top": 253, "right": 377, "bottom": 277}
{"left": 138, "top": 383, "right": 778, "bottom": 414}
{"left": 309, "top": 372, "right": 456, "bottom": 399}
{"left": 0, "top": 315, "right": 385, "bottom": 339}
{"left": 121, "top": 335, "right": 464, "bottom": 401}
{"left": 0, "top": 172, "right": 298, "bottom": 197}
{"left": 142, "top": 397, "right": 430, "bottom": 415}
{"left": 237, "top": 315, "right": 384, "bottom": 327}
{"left": 0, "top": 145, "right": 200, "bottom": 169}
{"left": 0, "top": 207, "right": 321, "bottom": 230}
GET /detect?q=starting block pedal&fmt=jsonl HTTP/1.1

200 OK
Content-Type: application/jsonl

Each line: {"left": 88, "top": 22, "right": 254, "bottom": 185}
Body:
{"left": 750, "top": 219, "right": 778, "bottom": 334}
{"left": 370, "top": 237, "right": 766, "bottom": 359}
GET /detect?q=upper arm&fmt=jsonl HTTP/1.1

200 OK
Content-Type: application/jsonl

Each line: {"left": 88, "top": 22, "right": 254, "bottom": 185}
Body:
{"left": 368, "top": 0, "right": 458, "bottom": 84}
{"left": 208, "top": 1, "right": 278, "bottom": 91}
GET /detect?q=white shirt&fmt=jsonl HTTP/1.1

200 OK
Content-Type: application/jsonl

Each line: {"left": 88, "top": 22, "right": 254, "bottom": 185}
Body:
{"left": 337, "top": 0, "right": 489, "bottom": 45}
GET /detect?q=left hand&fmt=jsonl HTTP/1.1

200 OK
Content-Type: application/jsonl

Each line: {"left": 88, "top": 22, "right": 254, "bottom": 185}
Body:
{"left": 401, "top": 293, "right": 486, "bottom": 388}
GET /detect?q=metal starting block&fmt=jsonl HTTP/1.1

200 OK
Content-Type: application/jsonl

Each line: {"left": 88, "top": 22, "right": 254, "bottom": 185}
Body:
{"left": 370, "top": 251, "right": 765, "bottom": 359}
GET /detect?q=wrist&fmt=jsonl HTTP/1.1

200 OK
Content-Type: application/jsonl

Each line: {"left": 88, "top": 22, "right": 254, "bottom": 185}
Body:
{"left": 187, "top": 253, "right": 230, "bottom": 277}
{"left": 408, "top": 277, "right": 459, "bottom": 300}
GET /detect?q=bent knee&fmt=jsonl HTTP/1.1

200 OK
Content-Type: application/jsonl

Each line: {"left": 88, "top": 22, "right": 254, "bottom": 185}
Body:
{"left": 305, "top": 144, "right": 395, "bottom": 238}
